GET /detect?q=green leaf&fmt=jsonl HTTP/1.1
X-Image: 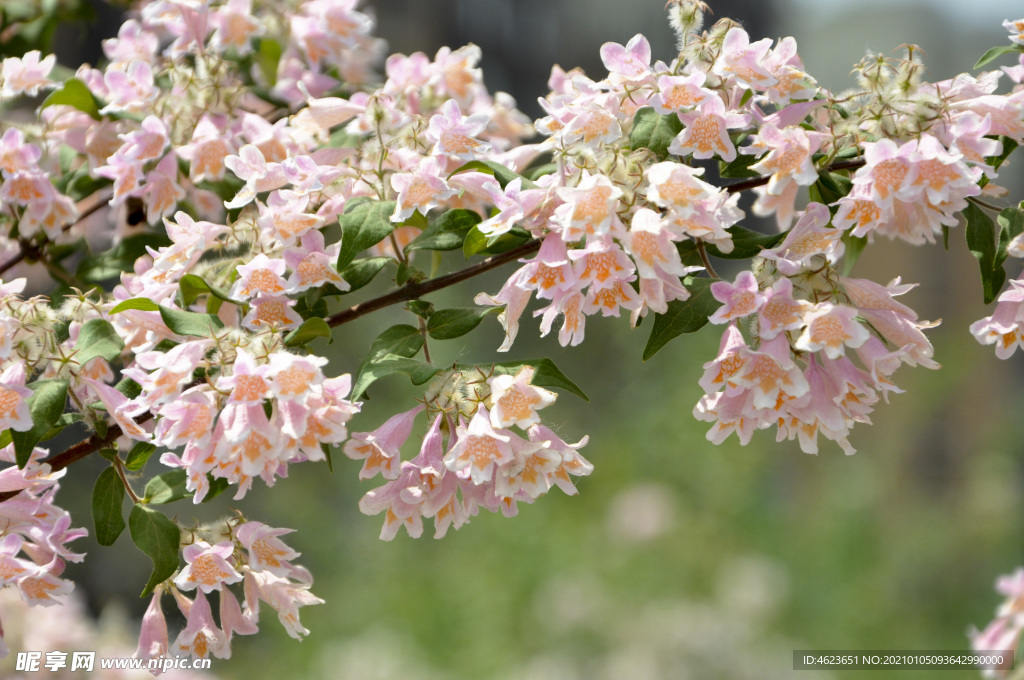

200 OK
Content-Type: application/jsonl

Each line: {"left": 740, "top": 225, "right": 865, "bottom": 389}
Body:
{"left": 406, "top": 300, "right": 435, "bottom": 319}
{"left": 255, "top": 37, "right": 282, "bottom": 86}
{"left": 368, "top": 324, "right": 424, "bottom": 361}
{"left": 40, "top": 77, "right": 101, "bottom": 120}
{"left": 975, "top": 44, "right": 1024, "bottom": 70}
{"left": 719, "top": 151, "right": 761, "bottom": 179}
{"left": 65, "top": 172, "right": 108, "bottom": 203}
{"left": 523, "top": 162, "right": 557, "bottom": 181}
{"left": 124, "top": 441, "right": 157, "bottom": 472}
{"left": 285, "top": 317, "right": 332, "bottom": 347}
{"left": 74, "top": 319, "right": 124, "bottom": 366}
{"left": 350, "top": 325, "right": 431, "bottom": 400}
{"left": 12, "top": 379, "right": 68, "bottom": 469}
{"left": 143, "top": 469, "right": 190, "bottom": 505}
{"left": 675, "top": 240, "right": 707, "bottom": 268}
{"left": 202, "top": 476, "right": 230, "bottom": 503}
{"left": 427, "top": 307, "right": 499, "bottom": 340}
{"left": 629, "top": 107, "right": 683, "bottom": 161}
{"left": 405, "top": 209, "right": 482, "bottom": 252}
{"left": 159, "top": 306, "right": 225, "bottom": 338}
{"left": 336, "top": 199, "right": 398, "bottom": 270}
{"left": 965, "top": 202, "right": 1005, "bottom": 304}
{"left": 110, "top": 297, "right": 159, "bottom": 314}
{"left": 488, "top": 358, "right": 588, "bottom": 401}
{"left": 997, "top": 206, "right": 1024, "bottom": 270}
{"left": 341, "top": 257, "right": 392, "bottom": 293}
{"left": 841, "top": 232, "right": 868, "bottom": 276}
{"left": 981, "top": 138, "right": 1018, "bottom": 190}
{"left": 92, "top": 467, "right": 126, "bottom": 546}
{"left": 78, "top": 233, "right": 172, "bottom": 283}
{"left": 179, "top": 274, "right": 238, "bottom": 307}
{"left": 329, "top": 128, "right": 365, "bottom": 149}
{"left": 351, "top": 354, "right": 440, "bottom": 401}
{"left": 463, "top": 226, "right": 533, "bottom": 258}
{"left": 643, "top": 277, "right": 719, "bottom": 360}
{"left": 705, "top": 226, "right": 786, "bottom": 259}
{"left": 813, "top": 171, "right": 854, "bottom": 204}
{"left": 395, "top": 262, "right": 426, "bottom": 286}
{"left": 128, "top": 504, "right": 181, "bottom": 597}
{"left": 40, "top": 412, "right": 83, "bottom": 442}
{"left": 449, "top": 160, "right": 532, "bottom": 190}
{"left": 115, "top": 377, "right": 142, "bottom": 400}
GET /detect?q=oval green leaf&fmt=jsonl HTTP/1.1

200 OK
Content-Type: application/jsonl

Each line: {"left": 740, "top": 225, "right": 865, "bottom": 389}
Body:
{"left": 92, "top": 467, "right": 126, "bottom": 546}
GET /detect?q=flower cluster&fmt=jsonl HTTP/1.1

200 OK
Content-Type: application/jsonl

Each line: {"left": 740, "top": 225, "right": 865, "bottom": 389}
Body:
{"left": 694, "top": 205, "right": 938, "bottom": 454}
{"left": 0, "top": 0, "right": 1021, "bottom": 669}
{"left": 136, "top": 517, "right": 321, "bottom": 665}
{"left": 970, "top": 568, "right": 1024, "bottom": 678}
{"left": 347, "top": 366, "right": 592, "bottom": 540}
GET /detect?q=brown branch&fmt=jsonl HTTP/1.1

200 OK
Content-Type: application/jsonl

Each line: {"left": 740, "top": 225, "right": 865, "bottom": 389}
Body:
{"left": 0, "top": 412, "right": 154, "bottom": 504}
{"left": 326, "top": 239, "right": 543, "bottom": 327}
{"left": 0, "top": 189, "right": 113, "bottom": 277}
{"left": 10, "top": 157, "right": 868, "bottom": 499}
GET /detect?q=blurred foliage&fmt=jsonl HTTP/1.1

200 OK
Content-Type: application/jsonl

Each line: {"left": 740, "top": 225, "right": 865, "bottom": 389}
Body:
{"left": 0, "top": 0, "right": 95, "bottom": 59}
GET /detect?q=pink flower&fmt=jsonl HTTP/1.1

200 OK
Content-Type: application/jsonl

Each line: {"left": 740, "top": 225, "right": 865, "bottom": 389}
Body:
{"left": 154, "top": 386, "right": 218, "bottom": 449}
{"left": 760, "top": 203, "right": 841, "bottom": 276}
{"left": 172, "top": 590, "right": 231, "bottom": 660}
{"left": 794, "top": 302, "right": 870, "bottom": 359}
{"left": 644, "top": 161, "right": 717, "bottom": 215}
{"left": 0, "top": 363, "right": 34, "bottom": 433}
{"left": 713, "top": 27, "right": 778, "bottom": 90}
{"left": 528, "top": 425, "right": 593, "bottom": 495}
{"left": 241, "top": 295, "right": 303, "bottom": 331}
{"left": 344, "top": 404, "right": 423, "bottom": 480}
{"left": 487, "top": 366, "right": 557, "bottom": 429}
{"left": 444, "top": 407, "right": 514, "bottom": 484}
{"left": 625, "top": 208, "right": 691, "bottom": 279}
{"left": 257, "top": 190, "right": 326, "bottom": 244}
{"left": 0, "top": 51, "right": 56, "bottom": 97}
{"left": 758, "top": 278, "right": 811, "bottom": 340}
{"left": 427, "top": 99, "right": 492, "bottom": 160}
{"left": 230, "top": 254, "right": 288, "bottom": 299}
{"left": 100, "top": 60, "right": 157, "bottom": 114}
{"left": 971, "top": 276, "right": 1024, "bottom": 359}
{"left": 1004, "top": 18, "right": 1024, "bottom": 45}
{"left": 210, "top": 0, "right": 263, "bottom": 54}
{"left": 476, "top": 178, "right": 546, "bottom": 237}
{"left": 670, "top": 95, "right": 751, "bottom": 162}
{"left": 652, "top": 72, "right": 713, "bottom": 113}
{"left": 709, "top": 271, "right": 765, "bottom": 324}
{"left": 283, "top": 229, "right": 347, "bottom": 293}
{"left": 554, "top": 172, "right": 624, "bottom": 240}
{"left": 247, "top": 569, "right": 324, "bottom": 639}
{"left": 475, "top": 267, "right": 534, "bottom": 352}
{"left": 175, "top": 541, "right": 243, "bottom": 593}
{"left": 390, "top": 156, "right": 458, "bottom": 223}
{"left": 236, "top": 522, "right": 301, "bottom": 578}
{"left": 177, "top": 114, "right": 234, "bottom": 182}
{"left": 103, "top": 20, "right": 159, "bottom": 66}
{"left": 494, "top": 436, "right": 561, "bottom": 500}
{"left": 134, "top": 590, "right": 169, "bottom": 662}
{"left": 600, "top": 33, "right": 652, "bottom": 85}
{"left": 122, "top": 339, "right": 210, "bottom": 407}
{"left": 85, "top": 378, "right": 150, "bottom": 441}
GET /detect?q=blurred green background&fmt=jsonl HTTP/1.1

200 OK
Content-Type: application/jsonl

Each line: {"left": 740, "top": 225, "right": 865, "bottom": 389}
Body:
{"left": 7, "top": 1, "right": 1024, "bottom": 679}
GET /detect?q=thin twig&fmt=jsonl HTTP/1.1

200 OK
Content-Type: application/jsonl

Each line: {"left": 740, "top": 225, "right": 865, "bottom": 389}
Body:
{"left": 326, "top": 239, "right": 541, "bottom": 328}
{"left": 0, "top": 188, "right": 113, "bottom": 278}
{"left": 696, "top": 240, "right": 719, "bottom": 279}
{"left": 112, "top": 454, "right": 141, "bottom": 504}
